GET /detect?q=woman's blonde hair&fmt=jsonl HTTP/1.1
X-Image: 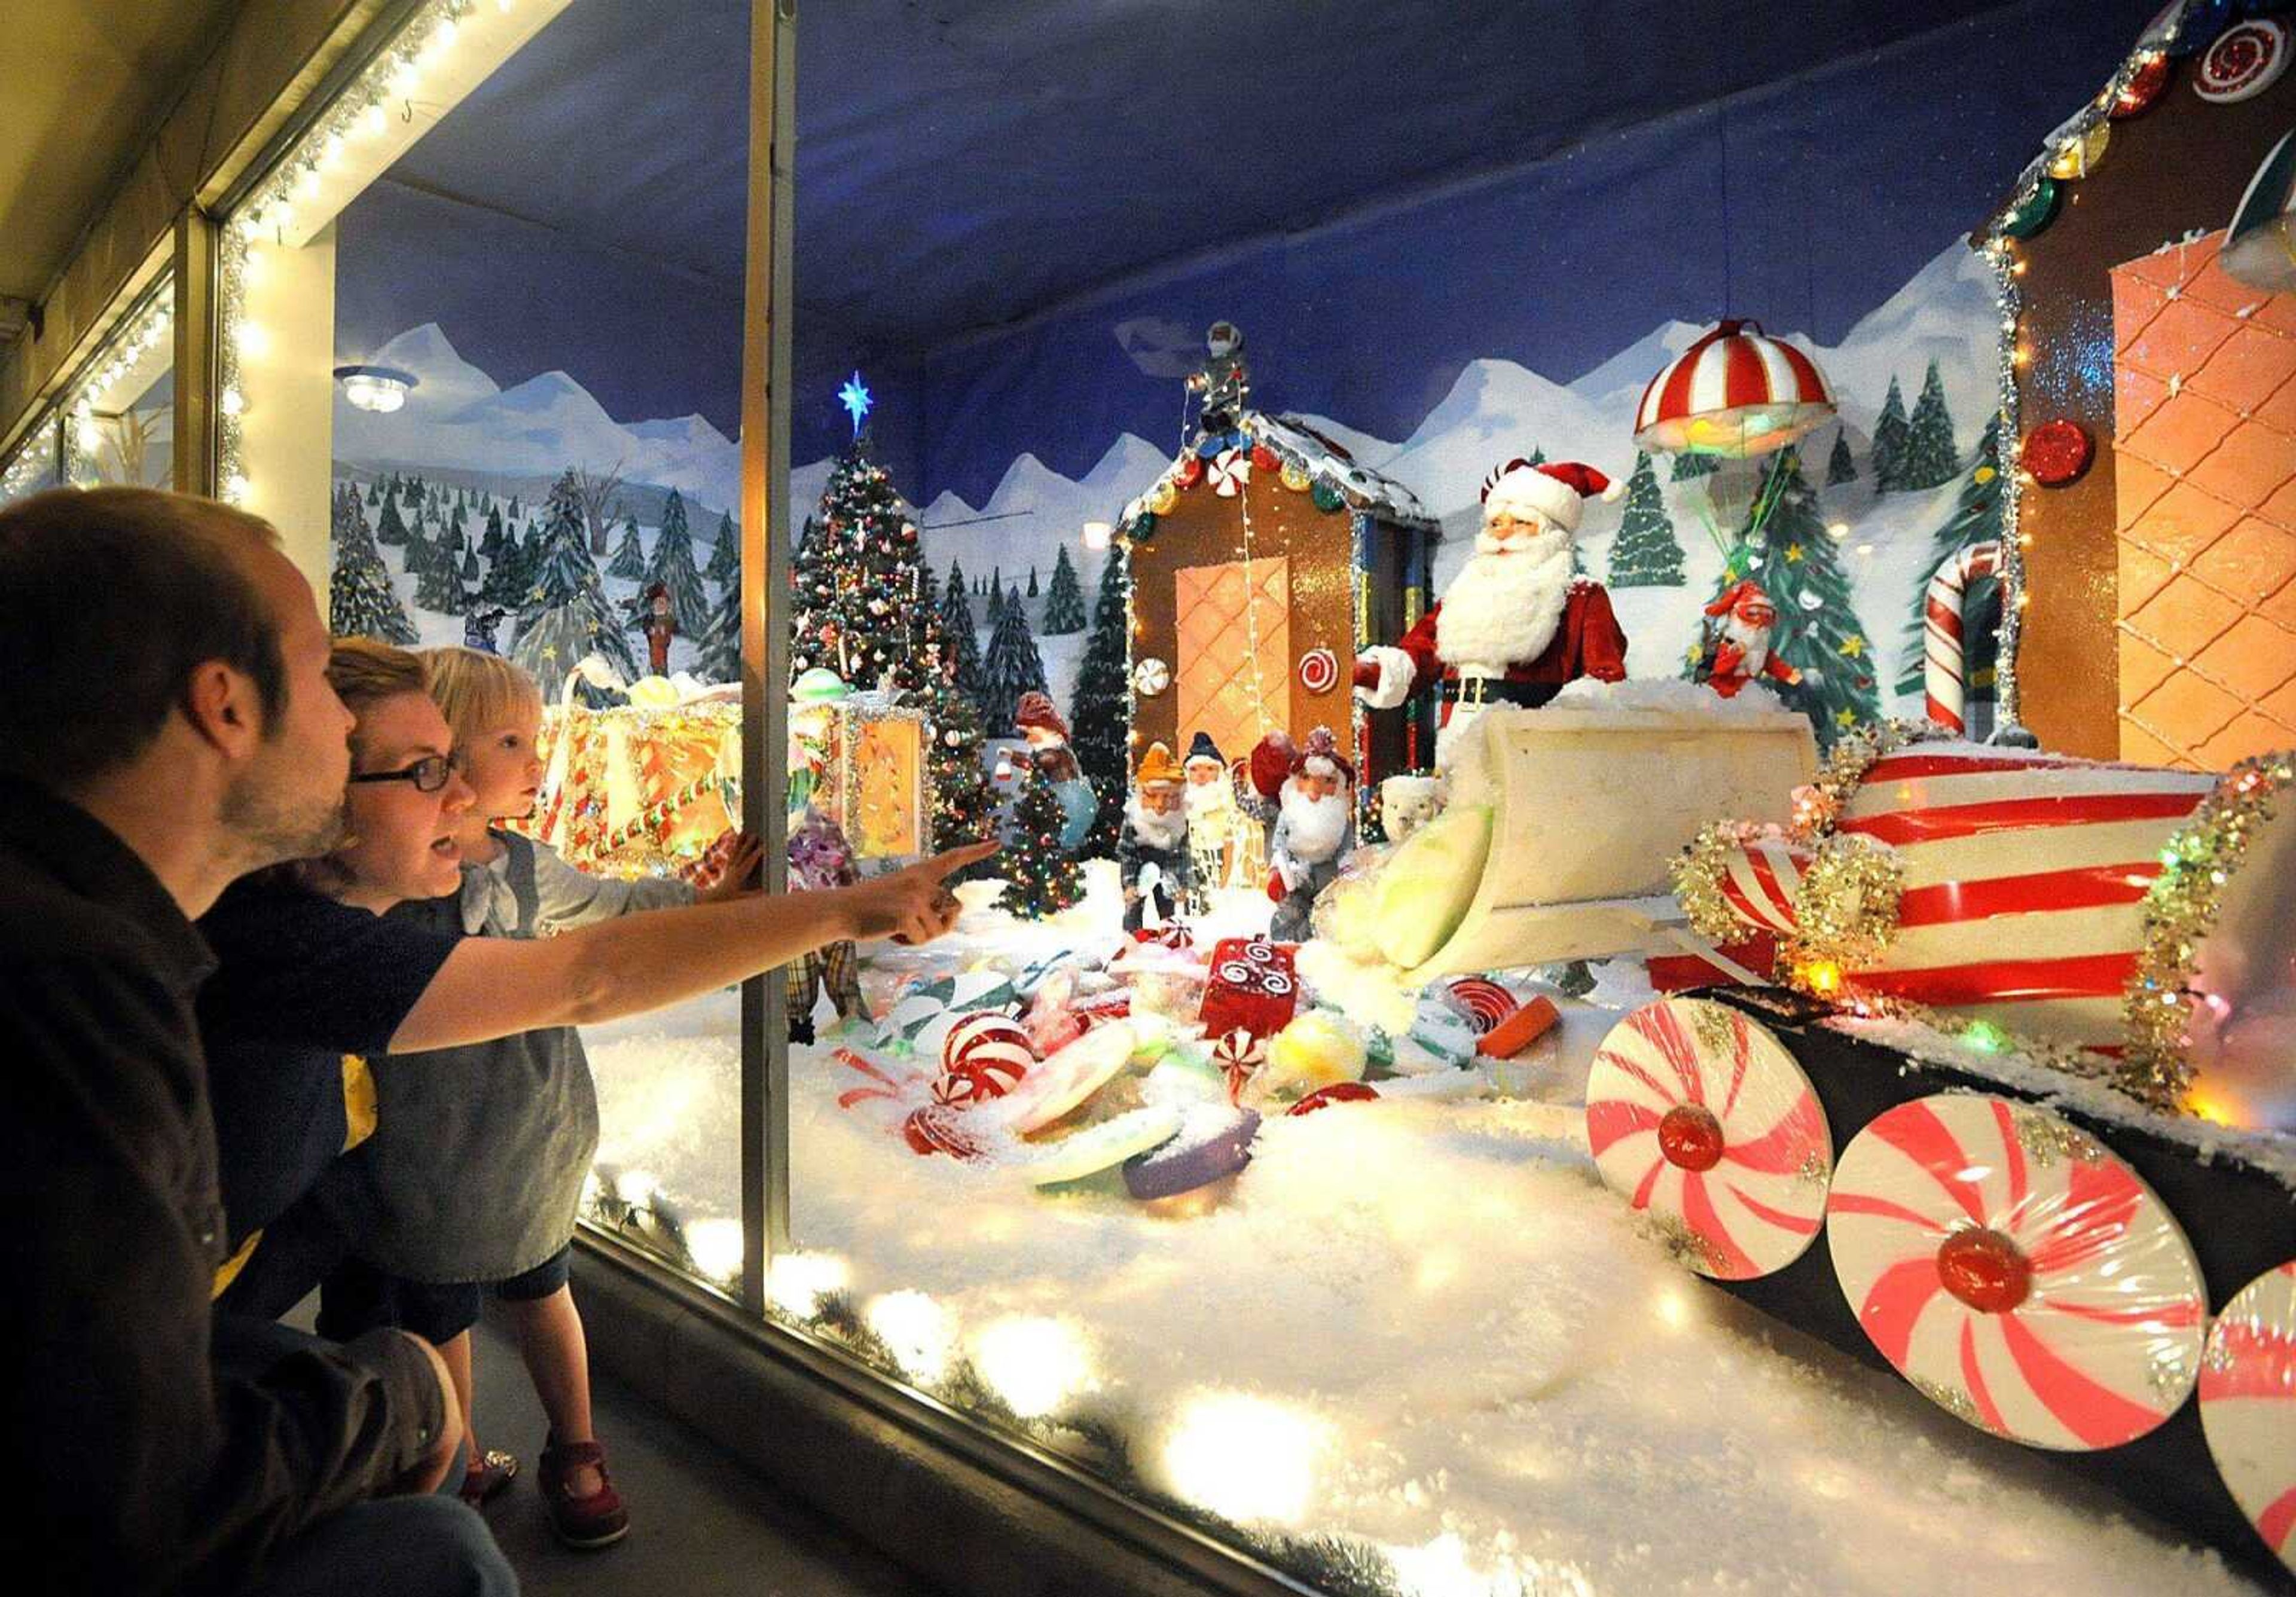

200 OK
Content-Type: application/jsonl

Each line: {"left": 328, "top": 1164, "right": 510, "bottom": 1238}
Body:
{"left": 414, "top": 646, "right": 543, "bottom": 758}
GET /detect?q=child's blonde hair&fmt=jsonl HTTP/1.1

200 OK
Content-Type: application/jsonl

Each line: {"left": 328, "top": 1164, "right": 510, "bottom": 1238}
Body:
{"left": 415, "top": 646, "right": 544, "bottom": 758}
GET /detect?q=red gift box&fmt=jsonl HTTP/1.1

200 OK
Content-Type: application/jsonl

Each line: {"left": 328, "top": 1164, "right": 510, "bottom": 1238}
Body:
{"left": 1199, "top": 937, "right": 1299, "bottom": 1041}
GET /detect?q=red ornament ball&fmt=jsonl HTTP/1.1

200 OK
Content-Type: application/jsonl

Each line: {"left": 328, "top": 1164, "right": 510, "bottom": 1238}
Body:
{"left": 1175, "top": 455, "right": 1205, "bottom": 490}
{"left": 2020, "top": 419, "right": 2094, "bottom": 487}
{"left": 1287, "top": 1081, "right": 1381, "bottom": 1116}
{"left": 2111, "top": 53, "right": 2172, "bottom": 117}
{"left": 1249, "top": 442, "right": 1281, "bottom": 474}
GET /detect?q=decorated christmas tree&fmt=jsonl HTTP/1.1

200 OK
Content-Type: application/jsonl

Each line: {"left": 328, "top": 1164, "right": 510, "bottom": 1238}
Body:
{"left": 1869, "top": 375, "right": 1911, "bottom": 491}
{"left": 1670, "top": 450, "right": 1720, "bottom": 483}
{"left": 1825, "top": 428, "right": 1857, "bottom": 487}
{"left": 1894, "top": 359, "right": 1961, "bottom": 491}
{"left": 997, "top": 769, "right": 1085, "bottom": 920}
{"left": 979, "top": 586, "right": 1047, "bottom": 732}
{"left": 1605, "top": 451, "right": 1685, "bottom": 588}
{"left": 696, "top": 580, "right": 743, "bottom": 684}
{"left": 706, "top": 509, "right": 739, "bottom": 587}
{"left": 512, "top": 469, "right": 639, "bottom": 697}
{"left": 786, "top": 441, "right": 932, "bottom": 692}
{"left": 1895, "top": 416, "right": 2005, "bottom": 704}
{"left": 606, "top": 516, "right": 648, "bottom": 580}
{"left": 1041, "top": 545, "right": 1087, "bottom": 633}
{"left": 328, "top": 488, "right": 419, "bottom": 645}
{"left": 1693, "top": 448, "right": 1879, "bottom": 748}
{"left": 1068, "top": 543, "right": 1132, "bottom": 856}
{"left": 915, "top": 640, "right": 994, "bottom": 856}
{"left": 939, "top": 560, "right": 984, "bottom": 703}
{"left": 643, "top": 488, "right": 712, "bottom": 631}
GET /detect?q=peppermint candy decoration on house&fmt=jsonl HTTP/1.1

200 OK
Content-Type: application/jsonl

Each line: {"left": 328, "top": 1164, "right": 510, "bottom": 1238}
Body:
{"left": 934, "top": 1013, "right": 1034, "bottom": 1106}
{"left": 2195, "top": 19, "right": 2289, "bottom": 103}
{"left": 1442, "top": 976, "right": 1521, "bottom": 1035}
{"left": 1132, "top": 657, "right": 1171, "bottom": 697}
{"left": 1586, "top": 998, "right": 1832, "bottom": 1280}
{"left": 1296, "top": 647, "right": 1339, "bottom": 695}
{"left": 1827, "top": 1094, "right": 2206, "bottom": 1451}
{"left": 2199, "top": 1261, "right": 2296, "bottom": 1573}
{"left": 1209, "top": 447, "right": 1252, "bottom": 497}
{"left": 1211, "top": 1027, "right": 1268, "bottom": 1104}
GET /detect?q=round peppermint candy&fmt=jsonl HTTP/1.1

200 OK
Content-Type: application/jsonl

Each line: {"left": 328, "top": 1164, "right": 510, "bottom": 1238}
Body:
{"left": 1586, "top": 998, "right": 1832, "bottom": 1281}
{"left": 1132, "top": 658, "right": 1171, "bottom": 697}
{"left": 2196, "top": 19, "right": 2289, "bottom": 102}
{"left": 936, "top": 1014, "right": 1034, "bottom": 1106}
{"left": 2199, "top": 1260, "right": 2296, "bottom": 1574}
{"left": 1297, "top": 648, "right": 1339, "bottom": 695}
{"left": 1827, "top": 1094, "right": 2206, "bottom": 1451}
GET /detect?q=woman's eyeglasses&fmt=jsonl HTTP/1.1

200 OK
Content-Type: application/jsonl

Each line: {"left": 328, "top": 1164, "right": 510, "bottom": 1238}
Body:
{"left": 347, "top": 755, "right": 453, "bottom": 793}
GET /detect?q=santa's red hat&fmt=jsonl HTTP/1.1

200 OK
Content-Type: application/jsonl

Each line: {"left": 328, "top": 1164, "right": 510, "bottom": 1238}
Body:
{"left": 1480, "top": 458, "right": 1623, "bottom": 534}
{"left": 1290, "top": 725, "right": 1355, "bottom": 787}
{"left": 1704, "top": 578, "right": 1777, "bottom": 625}
{"left": 1013, "top": 691, "right": 1070, "bottom": 742}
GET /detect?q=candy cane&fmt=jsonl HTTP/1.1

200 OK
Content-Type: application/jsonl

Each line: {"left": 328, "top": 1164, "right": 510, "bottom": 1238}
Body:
{"left": 1826, "top": 1093, "right": 2206, "bottom": 1451}
{"left": 1924, "top": 540, "right": 2001, "bottom": 735}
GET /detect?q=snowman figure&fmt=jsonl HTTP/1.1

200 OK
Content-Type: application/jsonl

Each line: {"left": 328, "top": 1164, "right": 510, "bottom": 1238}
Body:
{"left": 1699, "top": 578, "right": 1805, "bottom": 700}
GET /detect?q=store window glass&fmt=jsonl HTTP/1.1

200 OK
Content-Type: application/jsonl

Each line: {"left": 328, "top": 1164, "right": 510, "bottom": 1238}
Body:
{"left": 0, "top": 416, "right": 61, "bottom": 507}
{"left": 764, "top": 6, "right": 2273, "bottom": 1593}
{"left": 219, "top": 0, "right": 749, "bottom": 1291}
{"left": 62, "top": 284, "right": 174, "bottom": 490}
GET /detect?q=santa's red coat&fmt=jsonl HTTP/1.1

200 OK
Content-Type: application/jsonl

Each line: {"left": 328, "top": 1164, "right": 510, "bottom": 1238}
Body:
{"left": 1370, "top": 579, "right": 1629, "bottom": 722}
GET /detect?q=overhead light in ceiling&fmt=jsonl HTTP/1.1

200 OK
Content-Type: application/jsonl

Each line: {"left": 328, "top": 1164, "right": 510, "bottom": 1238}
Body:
{"left": 333, "top": 364, "right": 419, "bottom": 414}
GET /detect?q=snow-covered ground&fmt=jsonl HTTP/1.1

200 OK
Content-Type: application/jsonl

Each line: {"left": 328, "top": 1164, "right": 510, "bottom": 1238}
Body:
{"left": 579, "top": 875, "right": 2261, "bottom": 1597}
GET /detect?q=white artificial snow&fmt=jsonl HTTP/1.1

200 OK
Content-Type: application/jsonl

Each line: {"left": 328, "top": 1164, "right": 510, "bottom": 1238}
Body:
{"left": 579, "top": 914, "right": 2266, "bottom": 1596}
{"left": 1547, "top": 676, "right": 1787, "bottom": 719}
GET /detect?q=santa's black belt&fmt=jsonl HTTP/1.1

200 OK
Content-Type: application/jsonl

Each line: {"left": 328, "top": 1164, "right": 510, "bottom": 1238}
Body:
{"left": 1443, "top": 677, "right": 1558, "bottom": 709}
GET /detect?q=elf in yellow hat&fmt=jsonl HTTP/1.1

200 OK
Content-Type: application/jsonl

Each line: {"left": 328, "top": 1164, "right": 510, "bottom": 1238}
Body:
{"left": 1120, "top": 741, "right": 1190, "bottom": 933}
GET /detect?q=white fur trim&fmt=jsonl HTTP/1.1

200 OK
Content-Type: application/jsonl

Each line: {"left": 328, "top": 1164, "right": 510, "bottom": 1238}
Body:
{"left": 1434, "top": 536, "right": 1574, "bottom": 674}
{"left": 1483, "top": 467, "right": 1583, "bottom": 533}
{"left": 1355, "top": 645, "right": 1416, "bottom": 710}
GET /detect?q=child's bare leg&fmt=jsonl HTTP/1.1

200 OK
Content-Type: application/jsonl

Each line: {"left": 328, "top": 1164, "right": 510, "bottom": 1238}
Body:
{"left": 439, "top": 1329, "right": 481, "bottom": 1462}
{"left": 511, "top": 1285, "right": 603, "bottom": 1497}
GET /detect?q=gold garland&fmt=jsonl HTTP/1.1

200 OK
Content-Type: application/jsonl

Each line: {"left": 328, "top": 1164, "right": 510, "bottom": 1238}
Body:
{"left": 1669, "top": 825, "right": 1903, "bottom": 967}
{"left": 2120, "top": 753, "right": 2295, "bottom": 1113}
{"left": 1786, "top": 719, "right": 1947, "bottom": 844}
{"left": 1672, "top": 820, "right": 1776, "bottom": 944}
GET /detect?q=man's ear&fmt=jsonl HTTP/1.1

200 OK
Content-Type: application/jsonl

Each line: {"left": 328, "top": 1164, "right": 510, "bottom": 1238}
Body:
{"left": 182, "top": 661, "right": 264, "bottom": 758}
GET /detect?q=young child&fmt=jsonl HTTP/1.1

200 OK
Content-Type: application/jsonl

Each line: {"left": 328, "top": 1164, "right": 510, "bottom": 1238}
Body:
{"left": 319, "top": 646, "right": 759, "bottom": 1547}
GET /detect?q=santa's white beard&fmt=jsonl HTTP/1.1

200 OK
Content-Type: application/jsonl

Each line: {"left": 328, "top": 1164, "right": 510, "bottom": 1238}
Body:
{"left": 1436, "top": 530, "right": 1575, "bottom": 674}
{"left": 1183, "top": 778, "right": 1236, "bottom": 827}
{"left": 1126, "top": 796, "right": 1187, "bottom": 851}
{"left": 1277, "top": 783, "right": 1349, "bottom": 864}
{"left": 1720, "top": 614, "right": 1774, "bottom": 673}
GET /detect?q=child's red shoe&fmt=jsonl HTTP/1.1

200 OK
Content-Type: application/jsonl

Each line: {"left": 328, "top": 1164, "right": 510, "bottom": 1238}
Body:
{"left": 538, "top": 1434, "right": 629, "bottom": 1549}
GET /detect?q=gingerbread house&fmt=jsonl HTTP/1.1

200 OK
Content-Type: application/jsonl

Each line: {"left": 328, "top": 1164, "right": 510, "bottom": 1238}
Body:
{"left": 1980, "top": 10, "right": 2296, "bottom": 767}
{"left": 1118, "top": 410, "right": 1439, "bottom": 800}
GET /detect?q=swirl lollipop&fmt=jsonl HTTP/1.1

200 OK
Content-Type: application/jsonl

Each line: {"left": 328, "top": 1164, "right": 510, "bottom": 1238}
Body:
{"left": 1827, "top": 1094, "right": 2206, "bottom": 1451}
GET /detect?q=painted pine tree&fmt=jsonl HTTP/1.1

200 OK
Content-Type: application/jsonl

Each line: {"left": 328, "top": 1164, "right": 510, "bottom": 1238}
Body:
{"left": 1605, "top": 451, "right": 1685, "bottom": 587}
{"left": 643, "top": 488, "right": 712, "bottom": 631}
{"left": 1894, "top": 416, "right": 2005, "bottom": 705}
{"left": 696, "top": 580, "right": 742, "bottom": 685}
{"left": 329, "top": 490, "right": 418, "bottom": 645}
{"left": 511, "top": 469, "right": 639, "bottom": 697}
{"left": 1026, "top": 565, "right": 1040, "bottom": 599}
{"left": 786, "top": 443, "right": 932, "bottom": 692}
{"left": 998, "top": 769, "right": 1085, "bottom": 920}
{"left": 1825, "top": 428, "right": 1857, "bottom": 486}
{"left": 1041, "top": 545, "right": 1087, "bottom": 633}
{"left": 375, "top": 484, "right": 411, "bottom": 546}
{"left": 979, "top": 585, "right": 1049, "bottom": 733}
{"left": 413, "top": 517, "right": 466, "bottom": 613}
{"left": 1869, "top": 376, "right": 1911, "bottom": 491}
{"left": 1894, "top": 360, "right": 1961, "bottom": 491}
{"left": 1691, "top": 448, "right": 1879, "bottom": 748}
{"left": 706, "top": 510, "right": 738, "bottom": 587}
{"left": 607, "top": 516, "right": 648, "bottom": 580}
{"left": 939, "top": 560, "right": 984, "bottom": 703}
{"left": 1671, "top": 450, "right": 1720, "bottom": 482}
{"left": 985, "top": 569, "right": 1006, "bottom": 627}
{"left": 460, "top": 546, "right": 481, "bottom": 587}
{"left": 479, "top": 504, "right": 508, "bottom": 563}
{"left": 1068, "top": 543, "right": 1132, "bottom": 857}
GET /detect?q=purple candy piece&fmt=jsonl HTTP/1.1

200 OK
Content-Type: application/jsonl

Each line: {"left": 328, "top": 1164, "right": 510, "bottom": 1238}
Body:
{"left": 1122, "top": 1107, "right": 1262, "bottom": 1201}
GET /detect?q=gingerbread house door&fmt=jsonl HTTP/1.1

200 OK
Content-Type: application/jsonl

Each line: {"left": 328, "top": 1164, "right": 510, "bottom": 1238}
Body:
{"left": 1173, "top": 556, "right": 1292, "bottom": 761}
{"left": 2109, "top": 233, "right": 2296, "bottom": 769}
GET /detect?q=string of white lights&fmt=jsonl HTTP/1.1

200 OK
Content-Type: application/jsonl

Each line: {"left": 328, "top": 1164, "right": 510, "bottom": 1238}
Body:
{"left": 61, "top": 288, "right": 174, "bottom": 485}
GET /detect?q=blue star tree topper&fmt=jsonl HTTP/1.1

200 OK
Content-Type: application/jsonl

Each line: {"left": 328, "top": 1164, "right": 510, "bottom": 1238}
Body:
{"left": 838, "top": 371, "right": 873, "bottom": 438}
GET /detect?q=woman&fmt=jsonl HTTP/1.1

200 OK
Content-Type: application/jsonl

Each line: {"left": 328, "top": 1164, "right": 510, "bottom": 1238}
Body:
{"left": 197, "top": 639, "right": 984, "bottom": 1321}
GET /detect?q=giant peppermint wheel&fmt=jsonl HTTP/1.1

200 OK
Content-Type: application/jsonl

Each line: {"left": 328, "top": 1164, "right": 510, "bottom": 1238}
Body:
{"left": 2199, "top": 1260, "right": 2296, "bottom": 1573}
{"left": 1827, "top": 1094, "right": 2206, "bottom": 1450}
{"left": 1586, "top": 998, "right": 1833, "bottom": 1280}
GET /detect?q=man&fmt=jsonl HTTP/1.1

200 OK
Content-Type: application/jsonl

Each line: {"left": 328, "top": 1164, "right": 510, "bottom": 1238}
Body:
{"left": 0, "top": 487, "right": 507, "bottom": 1596}
{"left": 1118, "top": 741, "right": 1189, "bottom": 932}
{"left": 1267, "top": 726, "right": 1356, "bottom": 942}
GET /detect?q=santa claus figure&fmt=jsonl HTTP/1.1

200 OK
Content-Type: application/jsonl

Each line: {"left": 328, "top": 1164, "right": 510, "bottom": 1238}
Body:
{"left": 1013, "top": 691, "right": 1097, "bottom": 851}
{"left": 1180, "top": 731, "right": 1239, "bottom": 908}
{"left": 1267, "top": 727, "right": 1355, "bottom": 942}
{"left": 1354, "top": 458, "right": 1629, "bottom": 765}
{"left": 1699, "top": 578, "right": 1803, "bottom": 700}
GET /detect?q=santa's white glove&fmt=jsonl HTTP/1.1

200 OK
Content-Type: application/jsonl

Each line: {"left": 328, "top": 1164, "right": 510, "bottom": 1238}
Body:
{"left": 1274, "top": 855, "right": 1308, "bottom": 891}
{"left": 1353, "top": 646, "right": 1416, "bottom": 712}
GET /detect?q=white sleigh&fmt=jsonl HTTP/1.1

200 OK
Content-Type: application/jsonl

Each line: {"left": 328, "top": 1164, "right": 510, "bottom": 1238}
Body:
{"left": 1369, "top": 687, "right": 1816, "bottom": 983}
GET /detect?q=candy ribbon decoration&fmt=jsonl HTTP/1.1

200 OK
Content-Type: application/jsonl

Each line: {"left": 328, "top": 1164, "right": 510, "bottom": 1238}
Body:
{"left": 1825, "top": 1093, "right": 2206, "bottom": 1451}
{"left": 1209, "top": 447, "right": 1253, "bottom": 497}
{"left": 1584, "top": 998, "right": 1833, "bottom": 1280}
{"left": 2198, "top": 1260, "right": 2296, "bottom": 1574}
{"left": 1923, "top": 540, "right": 2001, "bottom": 737}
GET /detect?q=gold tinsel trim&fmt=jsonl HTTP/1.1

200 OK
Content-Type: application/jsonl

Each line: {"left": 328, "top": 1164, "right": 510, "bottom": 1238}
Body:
{"left": 1671, "top": 820, "right": 1777, "bottom": 945}
{"left": 2119, "top": 753, "right": 2295, "bottom": 1114}
{"left": 1788, "top": 719, "right": 1947, "bottom": 844}
{"left": 1790, "top": 833, "right": 1904, "bottom": 966}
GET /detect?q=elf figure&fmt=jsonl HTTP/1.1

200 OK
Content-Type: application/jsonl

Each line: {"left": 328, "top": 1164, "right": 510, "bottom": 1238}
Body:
{"left": 1699, "top": 578, "right": 1804, "bottom": 700}
{"left": 1184, "top": 320, "right": 1250, "bottom": 432}
{"left": 1013, "top": 691, "right": 1097, "bottom": 853}
{"left": 637, "top": 581, "right": 676, "bottom": 677}
{"left": 1119, "top": 742, "right": 1190, "bottom": 932}
{"left": 1267, "top": 727, "right": 1355, "bottom": 943}
{"left": 1354, "top": 457, "right": 1629, "bottom": 767}
{"left": 1180, "top": 731, "right": 1241, "bottom": 909}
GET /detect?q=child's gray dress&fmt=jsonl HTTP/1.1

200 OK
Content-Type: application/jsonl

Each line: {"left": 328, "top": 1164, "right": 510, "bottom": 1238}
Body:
{"left": 326, "top": 830, "right": 694, "bottom": 1283}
